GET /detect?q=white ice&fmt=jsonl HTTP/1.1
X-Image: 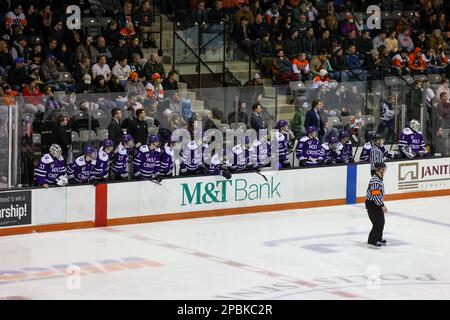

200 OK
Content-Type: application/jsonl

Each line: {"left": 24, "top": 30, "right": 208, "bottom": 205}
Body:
{"left": 1, "top": 196, "right": 450, "bottom": 300}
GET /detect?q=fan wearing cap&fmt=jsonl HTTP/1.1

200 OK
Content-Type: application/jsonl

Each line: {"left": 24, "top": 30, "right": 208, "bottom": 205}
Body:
{"left": 112, "top": 134, "right": 135, "bottom": 181}
{"left": 133, "top": 134, "right": 162, "bottom": 181}
{"left": 34, "top": 144, "right": 67, "bottom": 189}
{"left": 319, "top": 135, "right": 340, "bottom": 165}
{"left": 336, "top": 130, "right": 354, "bottom": 164}
{"left": 340, "top": 13, "right": 359, "bottom": 37}
{"left": 274, "top": 120, "right": 293, "bottom": 169}
{"left": 296, "top": 126, "right": 322, "bottom": 166}
{"left": 125, "top": 71, "right": 146, "bottom": 97}
{"left": 91, "top": 139, "right": 115, "bottom": 184}
{"left": 145, "top": 73, "right": 165, "bottom": 100}
{"left": 399, "top": 120, "right": 428, "bottom": 159}
{"left": 67, "top": 145, "right": 98, "bottom": 184}
{"left": 312, "top": 69, "right": 331, "bottom": 89}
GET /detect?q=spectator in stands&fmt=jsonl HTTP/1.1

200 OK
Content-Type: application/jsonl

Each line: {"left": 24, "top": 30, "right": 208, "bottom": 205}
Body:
{"left": 76, "top": 37, "right": 94, "bottom": 63}
{"left": 398, "top": 29, "right": 415, "bottom": 52}
{"left": 130, "top": 53, "right": 145, "bottom": 81}
{"left": 108, "top": 108, "right": 124, "bottom": 146}
{"left": 40, "top": 54, "right": 65, "bottom": 90}
{"left": 112, "top": 57, "right": 131, "bottom": 88}
{"left": 347, "top": 45, "right": 368, "bottom": 81}
{"left": 0, "top": 84, "right": 19, "bottom": 112}
{"left": 91, "top": 36, "right": 113, "bottom": 66}
{"left": 292, "top": 52, "right": 310, "bottom": 82}
{"left": 125, "top": 72, "right": 146, "bottom": 97}
{"left": 112, "top": 36, "right": 129, "bottom": 62}
{"left": 312, "top": 69, "right": 331, "bottom": 89}
{"left": 22, "top": 78, "right": 45, "bottom": 113}
{"left": 436, "top": 79, "right": 450, "bottom": 103}
{"left": 254, "top": 32, "right": 273, "bottom": 77}
{"left": 330, "top": 46, "right": 349, "bottom": 82}
{"left": 136, "top": 0, "right": 155, "bottom": 48}
{"left": 392, "top": 48, "right": 410, "bottom": 76}
{"left": 304, "top": 99, "right": 325, "bottom": 142}
{"left": 103, "top": 21, "right": 121, "bottom": 48}
{"left": 93, "top": 75, "right": 111, "bottom": 94}
{"left": 9, "top": 35, "right": 29, "bottom": 62}
{"left": 317, "top": 30, "right": 332, "bottom": 55}
{"left": 0, "top": 40, "right": 10, "bottom": 77}
{"left": 143, "top": 53, "right": 166, "bottom": 82}
{"left": 250, "top": 13, "right": 269, "bottom": 41}
{"left": 128, "top": 36, "right": 144, "bottom": 62}
{"left": 235, "top": 3, "right": 254, "bottom": 26}
{"left": 283, "top": 29, "right": 302, "bottom": 60}
{"left": 52, "top": 114, "right": 72, "bottom": 160}
{"left": 240, "top": 73, "right": 265, "bottom": 107}
{"left": 357, "top": 30, "right": 374, "bottom": 57}
{"left": 384, "top": 31, "right": 399, "bottom": 55}
{"left": 208, "top": 0, "right": 229, "bottom": 25}
{"left": 264, "top": 3, "right": 280, "bottom": 24}
{"left": 120, "top": 22, "right": 137, "bottom": 41}
{"left": 433, "top": 127, "right": 450, "bottom": 156}
{"left": 372, "top": 31, "right": 387, "bottom": 50}
{"left": 234, "top": 16, "right": 253, "bottom": 55}
{"left": 408, "top": 47, "right": 427, "bottom": 74}
{"left": 310, "top": 51, "right": 332, "bottom": 78}
{"left": 162, "top": 71, "right": 179, "bottom": 95}
{"left": 340, "top": 13, "right": 359, "bottom": 37}
{"left": 91, "top": 54, "right": 112, "bottom": 82}
{"left": 302, "top": 27, "right": 317, "bottom": 57}
{"left": 342, "top": 29, "right": 358, "bottom": 53}
{"left": 436, "top": 92, "right": 450, "bottom": 128}
{"left": 7, "top": 57, "right": 27, "bottom": 91}
{"left": 291, "top": 101, "right": 308, "bottom": 138}
{"left": 128, "top": 108, "right": 148, "bottom": 147}
{"left": 428, "top": 29, "right": 446, "bottom": 53}
{"left": 43, "top": 38, "right": 59, "bottom": 63}
{"left": 250, "top": 102, "right": 268, "bottom": 133}
{"left": 273, "top": 49, "right": 298, "bottom": 83}
{"left": 145, "top": 73, "right": 165, "bottom": 101}
{"left": 74, "top": 57, "right": 92, "bottom": 93}
{"left": 43, "top": 86, "right": 61, "bottom": 110}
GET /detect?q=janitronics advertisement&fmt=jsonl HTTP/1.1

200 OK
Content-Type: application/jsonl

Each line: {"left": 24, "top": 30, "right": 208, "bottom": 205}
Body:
{"left": 0, "top": 191, "right": 32, "bottom": 227}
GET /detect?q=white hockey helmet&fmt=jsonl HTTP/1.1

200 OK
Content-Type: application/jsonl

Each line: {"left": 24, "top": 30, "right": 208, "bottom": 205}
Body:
{"left": 49, "top": 144, "right": 62, "bottom": 159}
{"left": 410, "top": 119, "right": 421, "bottom": 132}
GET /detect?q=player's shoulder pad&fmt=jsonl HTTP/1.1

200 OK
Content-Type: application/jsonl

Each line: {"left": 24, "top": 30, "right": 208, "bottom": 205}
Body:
{"left": 321, "top": 143, "right": 329, "bottom": 151}
{"left": 75, "top": 155, "right": 86, "bottom": 166}
{"left": 402, "top": 127, "right": 413, "bottom": 135}
{"left": 211, "top": 154, "right": 221, "bottom": 166}
{"left": 299, "top": 136, "right": 309, "bottom": 143}
{"left": 154, "top": 147, "right": 161, "bottom": 153}
{"left": 275, "top": 131, "right": 285, "bottom": 142}
{"left": 337, "top": 142, "right": 344, "bottom": 150}
{"left": 232, "top": 145, "right": 244, "bottom": 155}
{"left": 139, "top": 145, "right": 150, "bottom": 153}
{"left": 164, "top": 144, "right": 174, "bottom": 157}
{"left": 41, "top": 153, "right": 54, "bottom": 164}
{"left": 117, "top": 144, "right": 127, "bottom": 155}
{"left": 187, "top": 141, "right": 198, "bottom": 150}
{"left": 98, "top": 148, "right": 109, "bottom": 161}
{"left": 363, "top": 142, "right": 372, "bottom": 150}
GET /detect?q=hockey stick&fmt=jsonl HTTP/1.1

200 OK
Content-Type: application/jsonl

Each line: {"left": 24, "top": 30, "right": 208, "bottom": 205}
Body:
{"left": 247, "top": 165, "right": 268, "bottom": 182}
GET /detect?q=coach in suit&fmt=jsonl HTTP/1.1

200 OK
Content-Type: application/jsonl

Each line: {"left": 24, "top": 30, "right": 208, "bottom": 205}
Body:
{"left": 304, "top": 99, "right": 325, "bottom": 141}
{"left": 250, "top": 103, "right": 268, "bottom": 134}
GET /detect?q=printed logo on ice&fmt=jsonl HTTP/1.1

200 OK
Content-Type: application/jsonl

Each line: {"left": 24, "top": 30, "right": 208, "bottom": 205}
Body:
{"left": 0, "top": 191, "right": 32, "bottom": 227}
{"left": 181, "top": 177, "right": 281, "bottom": 206}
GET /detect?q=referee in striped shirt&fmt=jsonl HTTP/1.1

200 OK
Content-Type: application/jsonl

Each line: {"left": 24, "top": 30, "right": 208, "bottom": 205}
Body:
{"left": 370, "top": 133, "right": 385, "bottom": 176}
{"left": 366, "top": 162, "right": 388, "bottom": 248}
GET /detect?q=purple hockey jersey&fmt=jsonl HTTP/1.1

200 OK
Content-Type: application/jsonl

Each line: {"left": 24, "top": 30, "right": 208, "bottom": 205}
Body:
{"left": 67, "top": 155, "right": 95, "bottom": 184}
{"left": 92, "top": 147, "right": 112, "bottom": 180}
{"left": 360, "top": 143, "right": 394, "bottom": 162}
{"left": 34, "top": 153, "right": 66, "bottom": 186}
{"left": 160, "top": 143, "right": 175, "bottom": 176}
{"left": 274, "top": 131, "right": 290, "bottom": 166}
{"left": 133, "top": 145, "right": 161, "bottom": 179}
{"left": 319, "top": 143, "right": 339, "bottom": 164}
{"left": 399, "top": 127, "right": 427, "bottom": 155}
{"left": 296, "top": 136, "right": 321, "bottom": 165}
{"left": 112, "top": 142, "right": 132, "bottom": 178}
{"left": 180, "top": 141, "right": 204, "bottom": 174}
{"left": 336, "top": 141, "right": 353, "bottom": 163}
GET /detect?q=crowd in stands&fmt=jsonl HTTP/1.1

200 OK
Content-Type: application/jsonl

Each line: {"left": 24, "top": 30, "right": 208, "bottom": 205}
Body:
{"left": 0, "top": 0, "right": 449, "bottom": 187}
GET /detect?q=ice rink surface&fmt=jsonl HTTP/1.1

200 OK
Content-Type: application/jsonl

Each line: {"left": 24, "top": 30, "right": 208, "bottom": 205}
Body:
{"left": 1, "top": 196, "right": 450, "bottom": 300}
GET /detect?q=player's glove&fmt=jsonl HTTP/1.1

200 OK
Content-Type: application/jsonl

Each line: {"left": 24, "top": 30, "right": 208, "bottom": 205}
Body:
{"left": 154, "top": 175, "right": 163, "bottom": 183}
{"left": 299, "top": 159, "right": 307, "bottom": 166}
{"left": 221, "top": 169, "right": 232, "bottom": 180}
{"left": 91, "top": 178, "right": 99, "bottom": 186}
{"left": 401, "top": 145, "right": 416, "bottom": 159}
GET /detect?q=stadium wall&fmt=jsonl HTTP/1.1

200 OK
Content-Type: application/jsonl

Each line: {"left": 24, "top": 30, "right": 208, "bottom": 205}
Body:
{"left": 1, "top": 157, "right": 450, "bottom": 236}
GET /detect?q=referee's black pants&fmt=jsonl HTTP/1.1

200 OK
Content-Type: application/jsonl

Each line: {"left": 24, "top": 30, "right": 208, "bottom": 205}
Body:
{"left": 365, "top": 200, "right": 385, "bottom": 245}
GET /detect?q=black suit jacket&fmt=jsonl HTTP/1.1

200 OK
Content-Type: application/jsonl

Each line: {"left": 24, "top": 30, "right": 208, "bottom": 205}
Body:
{"left": 250, "top": 113, "right": 268, "bottom": 132}
{"left": 108, "top": 119, "right": 123, "bottom": 146}
{"left": 304, "top": 108, "right": 325, "bottom": 136}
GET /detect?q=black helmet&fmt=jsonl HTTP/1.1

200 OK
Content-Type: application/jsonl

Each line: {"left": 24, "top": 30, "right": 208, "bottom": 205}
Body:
{"left": 374, "top": 162, "right": 387, "bottom": 170}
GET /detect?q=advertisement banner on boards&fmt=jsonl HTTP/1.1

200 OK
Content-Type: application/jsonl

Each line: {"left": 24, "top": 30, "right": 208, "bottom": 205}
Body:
{"left": 0, "top": 191, "right": 32, "bottom": 227}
